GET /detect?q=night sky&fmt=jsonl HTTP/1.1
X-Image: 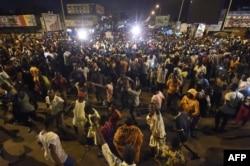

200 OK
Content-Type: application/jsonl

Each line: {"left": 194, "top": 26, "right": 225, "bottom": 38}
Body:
{"left": 1, "top": 0, "right": 250, "bottom": 22}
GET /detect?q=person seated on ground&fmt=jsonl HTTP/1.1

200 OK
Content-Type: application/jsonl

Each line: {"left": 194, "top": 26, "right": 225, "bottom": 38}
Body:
{"left": 155, "top": 136, "right": 186, "bottom": 166}
{"left": 91, "top": 115, "right": 137, "bottom": 166}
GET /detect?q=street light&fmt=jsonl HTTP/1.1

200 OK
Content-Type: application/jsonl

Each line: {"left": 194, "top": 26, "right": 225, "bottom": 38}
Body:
{"left": 156, "top": 4, "right": 161, "bottom": 16}
{"left": 131, "top": 25, "right": 141, "bottom": 36}
{"left": 151, "top": 11, "right": 155, "bottom": 15}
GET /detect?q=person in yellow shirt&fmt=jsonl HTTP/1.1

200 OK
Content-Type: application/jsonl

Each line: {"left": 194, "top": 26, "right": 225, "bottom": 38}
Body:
{"left": 166, "top": 74, "right": 182, "bottom": 108}
{"left": 179, "top": 88, "right": 200, "bottom": 138}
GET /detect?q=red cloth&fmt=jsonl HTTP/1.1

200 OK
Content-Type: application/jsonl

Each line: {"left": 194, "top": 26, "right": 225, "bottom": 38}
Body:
{"left": 235, "top": 104, "right": 250, "bottom": 124}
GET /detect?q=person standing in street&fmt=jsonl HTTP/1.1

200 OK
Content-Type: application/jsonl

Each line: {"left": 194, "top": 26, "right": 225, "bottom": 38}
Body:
{"left": 146, "top": 101, "right": 166, "bottom": 157}
{"left": 235, "top": 96, "right": 250, "bottom": 126}
{"left": 17, "top": 88, "right": 44, "bottom": 133}
{"left": 128, "top": 84, "right": 141, "bottom": 125}
{"left": 170, "top": 107, "right": 191, "bottom": 143}
{"left": 91, "top": 115, "right": 137, "bottom": 166}
{"left": 214, "top": 83, "right": 244, "bottom": 132}
{"left": 71, "top": 92, "right": 88, "bottom": 141}
{"left": 179, "top": 88, "right": 200, "bottom": 138}
{"left": 37, "top": 116, "right": 75, "bottom": 166}
{"left": 45, "top": 89, "right": 67, "bottom": 133}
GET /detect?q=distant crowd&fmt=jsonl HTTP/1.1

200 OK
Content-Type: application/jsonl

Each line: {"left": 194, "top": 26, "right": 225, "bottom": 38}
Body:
{"left": 0, "top": 30, "right": 250, "bottom": 165}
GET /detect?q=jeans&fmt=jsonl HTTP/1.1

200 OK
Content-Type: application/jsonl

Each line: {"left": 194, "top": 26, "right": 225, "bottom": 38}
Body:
{"left": 63, "top": 155, "right": 75, "bottom": 166}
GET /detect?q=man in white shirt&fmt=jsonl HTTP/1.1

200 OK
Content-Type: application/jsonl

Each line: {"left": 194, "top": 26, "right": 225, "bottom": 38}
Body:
{"left": 214, "top": 83, "right": 244, "bottom": 132}
{"left": 45, "top": 89, "right": 67, "bottom": 132}
{"left": 37, "top": 116, "right": 75, "bottom": 166}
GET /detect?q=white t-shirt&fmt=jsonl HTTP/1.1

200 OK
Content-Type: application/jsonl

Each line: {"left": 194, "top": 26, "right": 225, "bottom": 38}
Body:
{"left": 102, "top": 143, "right": 136, "bottom": 166}
{"left": 38, "top": 130, "right": 68, "bottom": 164}
{"left": 45, "top": 95, "right": 64, "bottom": 115}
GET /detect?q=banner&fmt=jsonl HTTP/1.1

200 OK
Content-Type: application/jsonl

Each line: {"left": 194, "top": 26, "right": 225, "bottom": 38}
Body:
{"left": 95, "top": 4, "right": 104, "bottom": 15}
{"left": 0, "top": 15, "right": 36, "bottom": 27}
{"left": 65, "top": 20, "right": 93, "bottom": 27}
{"left": 194, "top": 23, "right": 206, "bottom": 38}
{"left": 65, "top": 15, "right": 98, "bottom": 27}
{"left": 207, "top": 21, "right": 223, "bottom": 32}
{"left": 224, "top": 11, "right": 250, "bottom": 28}
{"left": 67, "top": 4, "right": 90, "bottom": 14}
{"left": 155, "top": 15, "right": 170, "bottom": 27}
{"left": 41, "top": 13, "right": 62, "bottom": 31}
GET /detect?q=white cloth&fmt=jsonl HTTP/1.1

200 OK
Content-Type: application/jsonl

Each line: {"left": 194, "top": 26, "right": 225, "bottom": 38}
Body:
{"left": 106, "top": 83, "right": 113, "bottom": 103}
{"left": 72, "top": 100, "right": 87, "bottom": 127}
{"left": 102, "top": 143, "right": 136, "bottom": 166}
{"left": 157, "top": 67, "right": 168, "bottom": 84}
{"left": 224, "top": 91, "right": 244, "bottom": 104}
{"left": 87, "top": 109, "right": 100, "bottom": 145}
{"left": 146, "top": 112, "right": 166, "bottom": 148}
{"left": 38, "top": 130, "right": 68, "bottom": 164}
{"left": 45, "top": 95, "right": 64, "bottom": 115}
{"left": 128, "top": 88, "right": 141, "bottom": 107}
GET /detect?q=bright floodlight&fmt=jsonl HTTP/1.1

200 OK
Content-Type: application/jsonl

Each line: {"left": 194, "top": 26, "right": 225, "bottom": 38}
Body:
{"left": 77, "top": 29, "right": 88, "bottom": 40}
{"left": 131, "top": 25, "right": 141, "bottom": 36}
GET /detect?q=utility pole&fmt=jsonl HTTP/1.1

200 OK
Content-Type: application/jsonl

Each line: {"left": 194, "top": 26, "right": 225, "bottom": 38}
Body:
{"left": 60, "top": 0, "right": 66, "bottom": 30}
{"left": 178, "top": 0, "right": 185, "bottom": 22}
{"left": 221, "top": 0, "right": 233, "bottom": 31}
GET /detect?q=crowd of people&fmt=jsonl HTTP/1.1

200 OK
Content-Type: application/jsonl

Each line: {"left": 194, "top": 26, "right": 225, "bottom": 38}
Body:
{"left": 0, "top": 30, "right": 250, "bottom": 165}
